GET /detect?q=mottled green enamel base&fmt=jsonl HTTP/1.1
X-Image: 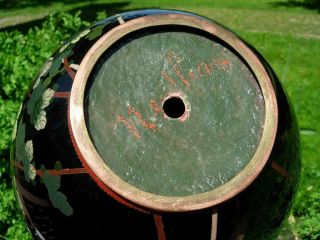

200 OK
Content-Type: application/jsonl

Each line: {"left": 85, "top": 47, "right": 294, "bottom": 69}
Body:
{"left": 85, "top": 29, "right": 265, "bottom": 196}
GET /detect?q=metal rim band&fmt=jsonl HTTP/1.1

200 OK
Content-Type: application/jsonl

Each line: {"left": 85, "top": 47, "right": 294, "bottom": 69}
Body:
{"left": 69, "top": 13, "right": 278, "bottom": 212}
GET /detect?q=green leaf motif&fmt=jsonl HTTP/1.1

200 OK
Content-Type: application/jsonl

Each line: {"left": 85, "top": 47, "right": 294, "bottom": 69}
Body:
{"left": 33, "top": 59, "right": 53, "bottom": 89}
{"left": 49, "top": 191, "right": 73, "bottom": 217}
{"left": 59, "top": 42, "right": 70, "bottom": 53}
{"left": 40, "top": 59, "right": 53, "bottom": 77}
{"left": 32, "top": 77, "right": 41, "bottom": 90}
{"left": 15, "top": 121, "right": 37, "bottom": 182}
{"left": 28, "top": 164, "right": 36, "bottom": 181}
{"left": 42, "top": 170, "right": 73, "bottom": 216}
{"left": 22, "top": 164, "right": 31, "bottom": 183}
{"left": 71, "top": 29, "right": 90, "bottom": 44}
{"left": 25, "top": 140, "right": 33, "bottom": 163}
{"left": 34, "top": 110, "right": 47, "bottom": 131}
{"left": 48, "top": 48, "right": 73, "bottom": 78}
{"left": 86, "top": 25, "right": 105, "bottom": 41}
{"left": 22, "top": 140, "right": 34, "bottom": 183}
{"left": 42, "top": 88, "right": 55, "bottom": 108}
{"left": 33, "top": 46, "right": 74, "bottom": 89}
{"left": 27, "top": 83, "right": 55, "bottom": 131}
{"left": 28, "top": 83, "right": 46, "bottom": 110}
{"left": 55, "top": 161, "right": 62, "bottom": 170}
{"left": 15, "top": 121, "right": 26, "bottom": 163}
{"left": 43, "top": 170, "right": 60, "bottom": 191}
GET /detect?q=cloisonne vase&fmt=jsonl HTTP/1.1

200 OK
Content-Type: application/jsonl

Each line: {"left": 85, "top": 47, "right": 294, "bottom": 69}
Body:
{"left": 10, "top": 10, "right": 300, "bottom": 240}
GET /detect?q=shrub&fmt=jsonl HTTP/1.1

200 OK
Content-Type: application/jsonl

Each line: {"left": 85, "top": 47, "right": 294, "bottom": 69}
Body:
{"left": 0, "top": 11, "right": 89, "bottom": 239}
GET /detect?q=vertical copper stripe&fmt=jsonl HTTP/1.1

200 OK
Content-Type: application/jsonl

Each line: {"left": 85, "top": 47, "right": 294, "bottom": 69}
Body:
{"left": 271, "top": 161, "right": 289, "bottom": 178}
{"left": 63, "top": 58, "right": 76, "bottom": 80}
{"left": 210, "top": 210, "right": 218, "bottom": 240}
{"left": 153, "top": 214, "right": 166, "bottom": 240}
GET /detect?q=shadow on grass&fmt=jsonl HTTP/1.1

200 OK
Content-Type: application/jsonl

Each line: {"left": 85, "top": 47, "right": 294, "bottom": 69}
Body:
{"left": 270, "top": 0, "right": 320, "bottom": 12}
{"left": 2, "top": 1, "right": 131, "bottom": 33}
{"left": 0, "top": 0, "right": 79, "bottom": 10}
{"left": 4, "top": 18, "right": 45, "bottom": 33}
{"left": 68, "top": 1, "right": 131, "bottom": 22}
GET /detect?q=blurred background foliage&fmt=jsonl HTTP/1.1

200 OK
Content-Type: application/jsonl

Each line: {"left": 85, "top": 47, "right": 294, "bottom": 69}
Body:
{"left": 0, "top": 0, "right": 319, "bottom": 239}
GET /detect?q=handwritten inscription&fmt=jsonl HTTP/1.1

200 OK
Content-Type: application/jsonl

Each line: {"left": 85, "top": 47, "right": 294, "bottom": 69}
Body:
{"left": 167, "top": 51, "right": 191, "bottom": 88}
{"left": 149, "top": 100, "right": 162, "bottom": 116}
{"left": 115, "top": 105, "right": 157, "bottom": 139}
{"left": 128, "top": 106, "right": 156, "bottom": 131}
{"left": 116, "top": 51, "right": 231, "bottom": 139}
{"left": 116, "top": 115, "right": 141, "bottom": 139}
{"left": 162, "top": 51, "right": 231, "bottom": 88}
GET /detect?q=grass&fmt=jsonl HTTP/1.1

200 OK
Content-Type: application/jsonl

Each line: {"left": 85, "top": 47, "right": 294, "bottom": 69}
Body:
{"left": 0, "top": 0, "right": 319, "bottom": 28}
{"left": 0, "top": 0, "right": 319, "bottom": 239}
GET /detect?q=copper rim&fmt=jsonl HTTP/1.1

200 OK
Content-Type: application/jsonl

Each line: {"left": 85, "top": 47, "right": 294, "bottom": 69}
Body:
{"left": 69, "top": 13, "right": 278, "bottom": 212}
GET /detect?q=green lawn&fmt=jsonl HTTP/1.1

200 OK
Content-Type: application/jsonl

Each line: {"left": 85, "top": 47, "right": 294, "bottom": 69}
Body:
{"left": 0, "top": 0, "right": 319, "bottom": 239}
{"left": 1, "top": 0, "right": 319, "bottom": 28}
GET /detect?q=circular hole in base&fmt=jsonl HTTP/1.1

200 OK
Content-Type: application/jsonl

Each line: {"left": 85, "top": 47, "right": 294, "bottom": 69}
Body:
{"left": 163, "top": 97, "right": 186, "bottom": 119}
